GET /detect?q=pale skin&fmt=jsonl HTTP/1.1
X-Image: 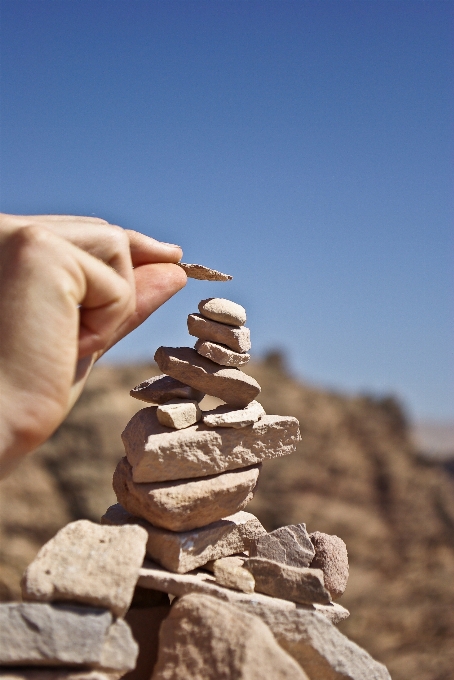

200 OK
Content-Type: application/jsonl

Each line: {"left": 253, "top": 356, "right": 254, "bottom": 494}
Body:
{"left": 0, "top": 213, "right": 187, "bottom": 478}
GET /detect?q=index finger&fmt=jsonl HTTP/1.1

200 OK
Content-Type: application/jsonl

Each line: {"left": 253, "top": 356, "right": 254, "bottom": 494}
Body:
{"left": 125, "top": 230, "right": 183, "bottom": 267}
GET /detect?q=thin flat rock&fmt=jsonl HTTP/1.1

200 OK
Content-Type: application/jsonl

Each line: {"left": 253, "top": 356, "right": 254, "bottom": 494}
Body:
{"left": 249, "top": 523, "right": 315, "bottom": 568}
{"left": 188, "top": 314, "right": 251, "bottom": 353}
{"left": 195, "top": 339, "right": 250, "bottom": 367}
{"left": 130, "top": 374, "right": 204, "bottom": 405}
{"left": 202, "top": 400, "right": 265, "bottom": 428}
{"left": 245, "top": 557, "right": 331, "bottom": 605}
{"left": 177, "top": 262, "right": 232, "bottom": 281}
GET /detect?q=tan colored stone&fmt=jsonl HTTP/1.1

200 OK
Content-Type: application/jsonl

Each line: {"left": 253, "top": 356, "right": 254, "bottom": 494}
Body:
{"left": 202, "top": 400, "right": 265, "bottom": 428}
{"left": 188, "top": 314, "right": 251, "bottom": 353}
{"left": 112, "top": 457, "right": 260, "bottom": 531}
{"left": 151, "top": 593, "right": 309, "bottom": 680}
{"left": 211, "top": 556, "right": 255, "bottom": 593}
{"left": 102, "top": 506, "right": 266, "bottom": 574}
{"left": 176, "top": 262, "right": 232, "bottom": 281}
{"left": 250, "top": 523, "right": 315, "bottom": 567}
{"left": 122, "top": 406, "right": 299, "bottom": 483}
{"left": 21, "top": 520, "right": 147, "bottom": 618}
{"left": 130, "top": 374, "right": 204, "bottom": 404}
{"left": 310, "top": 531, "right": 349, "bottom": 601}
{"left": 245, "top": 557, "right": 331, "bottom": 605}
{"left": 195, "top": 339, "right": 250, "bottom": 366}
{"left": 198, "top": 298, "right": 246, "bottom": 326}
{"left": 156, "top": 399, "right": 201, "bottom": 429}
{"left": 154, "top": 346, "right": 259, "bottom": 406}
{"left": 0, "top": 673, "right": 121, "bottom": 680}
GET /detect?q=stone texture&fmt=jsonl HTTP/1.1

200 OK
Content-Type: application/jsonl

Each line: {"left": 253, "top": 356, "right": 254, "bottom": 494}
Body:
{"left": 195, "top": 339, "right": 250, "bottom": 367}
{"left": 102, "top": 506, "right": 266, "bottom": 573}
{"left": 245, "top": 557, "right": 331, "bottom": 605}
{"left": 156, "top": 399, "right": 201, "bottom": 429}
{"left": 187, "top": 314, "right": 251, "bottom": 353}
{"left": 122, "top": 406, "right": 300, "bottom": 483}
{"left": 249, "top": 523, "right": 315, "bottom": 568}
{"left": 0, "top": 603, "right": 138, "bottom": 671}
{"left": 211, "top": 556, "right": 255, "bottom": 593}
{"left": 176, "top": 262, "right": 232, "bottom": 281}
{"left": 155, "top": 347, "right": 259, "bottom": 406}
{"left": 0, "top": 673, "right": 122, "bottom": 680}
{"left": 130, "top": 374, "right": 204, "bottom": 405}
{"left": 202, "top": 400, "right": 265, "bottom": 429}
{"left": 112, "top": 457, "right": 260, "bottom": 531}
{"left": 21, "top": 521, "right": 147, "bottom": 618}
{"left": 310, "top": 531, "right": 349, "bottom": 601}
{"left": 151, "top": 593, "right": 309, "bottom": 680}
{"left": 198, "top": 298, "right": 246, "bottom": 326}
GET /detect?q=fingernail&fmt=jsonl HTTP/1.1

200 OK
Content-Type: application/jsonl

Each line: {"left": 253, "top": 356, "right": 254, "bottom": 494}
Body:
{"left": 161, "top": 241, "right": 181, "bottom": 248}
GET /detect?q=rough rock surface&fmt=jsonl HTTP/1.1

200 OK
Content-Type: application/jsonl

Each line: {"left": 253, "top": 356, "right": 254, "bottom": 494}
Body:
{"left": 112, "top": 457, "right": 260, "bottom": 531}
{"left": 249, "top": 523, "right": 315, "bottom": 568}
{"left": 176, "top": 263, "right": 232, "bottom": 281}
{"left": 187, "top": 314, "right": 251, "bottom": 353}
{"left": 245, "top": 557, "right": 331, "bottom": 605}
{"left": 0, "top": 672, "right": 121, "bottom": 680}
{"left": 195, "top": 339, "right": 250, "bottom": 367}
{"left": 210, "top": 555, "right": 255, "bottom": 593}
{"left": 198, "top": 298, "right": 247, "bottom": 326}
{"left": 154, "top": 346, "right": 259, "bottom": 406}
{"left": 0, "top": 602, "right": 138, "bottom": 671}
{"left": 21, "top": 521, "right": 147, "bottom": 617}
{"left": 102, "top": 506, "right": 266, "bottom": 573}
{"left": 156, "top": 399, "right": 201, "bottom": 429}
{"left": 202, "top": 400, "right": 265, "bottom": 428}
{"left": 310, "top": 531, "right": 349, "bottom": 601}
{"left": 130, "top": 374, "right": 204, "bottom": 404}
{"left": 151, "top": 593, "right": 309, "bottom": 680}
{"left": 122, "top": 406, "right": 300, "bottom": 483}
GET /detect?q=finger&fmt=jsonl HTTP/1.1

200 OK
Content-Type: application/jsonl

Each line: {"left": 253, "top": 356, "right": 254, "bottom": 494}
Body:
{"left": 126, "top": 229, "right": 183, "bottom": 266}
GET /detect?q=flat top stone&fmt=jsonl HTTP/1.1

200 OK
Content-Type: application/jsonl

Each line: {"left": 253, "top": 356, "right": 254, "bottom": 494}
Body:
{"left": 198, "top": 298, "right": 246, "bottom": 326}
{"left": 202, "top": 400, "right": 265, "bottom": 428}
{"left": 188, "top": 315, "right": 251, "bottom": 353}
{"left": 177, "top": 263, "right": 232, "bottom": 281}
{"left": 130, "top": 374, "right": 204, "bottom": 405}
{"left": 195, "top": 339, "right": 250, "bottom": 367}
{"left": 245, "top": 557, "right": 331, "bottom": 605}
{"left": 250, "top": 523, "right": 315, "bottom": 568}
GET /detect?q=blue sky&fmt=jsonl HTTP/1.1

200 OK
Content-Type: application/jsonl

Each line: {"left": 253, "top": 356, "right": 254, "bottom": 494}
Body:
{"left": 1, "top": 1, "right": 452, "bottom": 420}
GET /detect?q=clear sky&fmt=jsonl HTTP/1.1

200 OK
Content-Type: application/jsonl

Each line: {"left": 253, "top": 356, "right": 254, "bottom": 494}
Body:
{"left": 1, "top": 0, "right": 452, "bottom": 421}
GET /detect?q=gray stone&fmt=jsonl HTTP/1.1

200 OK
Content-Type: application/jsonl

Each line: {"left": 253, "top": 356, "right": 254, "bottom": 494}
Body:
{"left": 245, "top": 557, "right": 331, "bottom": 605}
{"left": 187, "top": 314, "right": 251, "bottom": 353}
{"left": 310, "top": 532, "right": 349, "bottom": 601}
{"left": 156, "top": 399, "right": 201, "bottom": 429}
{"left": 250, "top": 523, "right": 315, "bottom": 568}
{"left": 202, "top": 400, "right": 265, "bottom": 428}
{"left": 195, "top": 339, "right": 250, "bottom": 367}
{"left": 129, "top": 374, "right": 204, "bottom": 405}
{"left": 176, "top": 263, "right": 232, "bottom": 281}
{"left": 198, "top": 298, "right": 246, "bottom": 326}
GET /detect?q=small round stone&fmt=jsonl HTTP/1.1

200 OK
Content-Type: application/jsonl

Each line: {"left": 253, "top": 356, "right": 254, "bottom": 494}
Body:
{"left": 198, "top": 298, "right": 246, "bottom": 327}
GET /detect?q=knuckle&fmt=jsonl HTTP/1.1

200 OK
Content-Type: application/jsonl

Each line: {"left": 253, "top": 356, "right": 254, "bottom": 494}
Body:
{"left": 7, "top": 225, "right": 53, "bottom": 262}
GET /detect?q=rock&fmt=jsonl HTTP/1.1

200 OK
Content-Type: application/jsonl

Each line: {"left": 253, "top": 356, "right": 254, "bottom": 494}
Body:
{"left": 156, "top": 399, "right": 201, "bottom": 429}
{"left": 123, "top": 605, "right": 171, "bottom": 680}
{"left": 202, "top": 400, "right": 265, "bottom": 428}
{"left": 187, "top": 314, "right": 251, "bottom": 353}
{"left": 244, "top": 557, "right": 331, "bottom": 605}
{"left": 309, "top": 532, "right": 349, "bottom": 601}
{"left": 211, "top": 556, "right": 255, "bottom": 593}
{"left": 154, "top": 347, "right": 259, "bottom": 406}
{"left": 0, "top": 602, "right": 138, "bottom": 671}
{"left": 130, "top": 374, "right": 204, "bottom": 405}
{"left": 195, "top": 339, "right": 250, "bottom": 367}
{"left": 249, "top": 523, "right": 315, "bottom": 568}
{"left": 122, "top": 406, "right": 300, "bottom": 483}
{"left": 102, "top": 506, "right": 266, "bottom": 573}
{"left": 176, "top": 263, "right": 232, "bottom": 281}
{"left": 151, "top": 593, "right": 309, "bottom": 680}
{"left": 112, "top": 457, "right": 261, "bottom": 531}
{"left": 21, "top": 520, "right": 147, "bottom": 618}
{"left": 198, "top": 298, "right": 246, "bottom": 326}
{"left": 0, "top": 673, "right": 122, "bottom": 680}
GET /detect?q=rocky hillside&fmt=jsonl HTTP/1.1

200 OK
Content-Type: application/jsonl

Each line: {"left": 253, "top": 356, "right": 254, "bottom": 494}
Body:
{"left": 1, "top": 358, "right": 453, "bottom": 680}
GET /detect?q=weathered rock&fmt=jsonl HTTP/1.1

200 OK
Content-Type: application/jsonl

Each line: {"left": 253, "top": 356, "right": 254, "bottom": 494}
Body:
{"left": 156, "top": 399, "right": 201, "bottom": 429}
{"left": 130, "top": 374, "right": 204, "bottom": 404}
{"left": 250, "top": 523, "right": 315, "bottom": 568}
{"left": 211, "top": 556, "right": 255, "bottom": 593}
{"left": 245, "top": 557, "right": 331, "bottom": 605}
{"left": 122, "top": 406, "right": 300, "bottom": 483}
{"left": 112, "top": 457, "right": 260, "bottom": 531}
{"left": 202, "top": 400, "right": 265, "bottom": 428}
{"left": 198, "top": 298, "right": 246, "bottom": 326}
{"left": 102, "top": 506, "right": 266, "bottom": 573}
{"left": 310, "top": 531, "right": 349, "bottom": 601}
{"left": 154, "top": 346, "right": 259, "bottom": 406}
{"left": 187, "top": 314, "right": 251, "bottom": 353}
{"left": 195, "top": 339, "right": 250, "bottom": 367}
{"left": 151, "top": 593, "right": 309, "bottom": 680}
{"left": 0, "top": 603, "right": 138, "bottom": 671}
{"left": 21, "top": 521, "right": 147, "bottom": 617}
{"left": 0, "top": 672, "right": 122, "bottom": 680}
{"left": 176, "top": 263, "right": 232, "bottom": 281}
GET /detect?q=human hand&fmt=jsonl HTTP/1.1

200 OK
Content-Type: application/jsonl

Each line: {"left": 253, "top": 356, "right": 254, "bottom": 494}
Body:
{"left": 0, "top": 213, "right": 186, "bottom": 477}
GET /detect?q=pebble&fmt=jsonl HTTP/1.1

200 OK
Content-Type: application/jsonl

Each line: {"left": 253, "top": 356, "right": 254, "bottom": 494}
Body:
{"left": 198, "top": 298, "right": 246, "bottom": 326}
{"left": 156, "top": 398, "right": 202, "bottom": 429}
{"left": 310, "top": 531, "right": 349, "bottom": 601}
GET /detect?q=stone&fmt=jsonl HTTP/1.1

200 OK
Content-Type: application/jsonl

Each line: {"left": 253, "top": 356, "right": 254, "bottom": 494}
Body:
{"left": 130, "top": 374, "right": 204, "bottom": 405}
{"left": 21, "top": 520, "right": 147, "bottom": 618}
{"left": 211, "top": 556, "right": 255, "bottom": 593}
{"left": 122, "top": 406, "right": 300, "bottom": 483}
{"left": 202, "top": 400, "right": 265, "bottom": 428}
{"left": 249, "top": 523, "right": 315, "bottom": 568}
{"left": 187, "top": 314, "right": 251, "bottom": 353}
{"left": 123, "top": 605, "right": 171, "bottom": 680}
{"left": 156, "top": 399, "right": 201, "bottom": 429}
{"left": 310, "top": 531, "right": 349, "bottom": 601}
{"left": 176, "top": 262, "right": 232, "bottom": 281}
{"left": 151, "top": 593, "right": 309, "bottom": 680}
{"left": 0, "top": 673, "right": 122, "bottom": 680}
{"left": 112, "top": 457, "right": 261, "bottom": 531}
{"left": 0, "top": 602, "right": 138, "bottom": 671}
{"left": 195, "top": 339, "right": 250, "bottom": 367}
{"left": 244, "top": 557, "right": 331, "bottom": 605}
{"left": 102, "top": 506, "right": 266, "bottom": 573}
{"left": 198, "top": 298, "right": 246, "bottom": 326}
{"left": 154, "top": 347, "right": 259, "bottom": 407}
